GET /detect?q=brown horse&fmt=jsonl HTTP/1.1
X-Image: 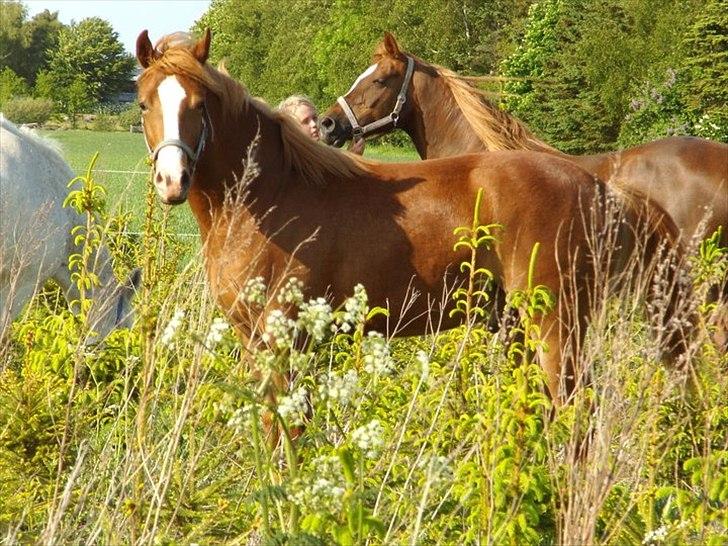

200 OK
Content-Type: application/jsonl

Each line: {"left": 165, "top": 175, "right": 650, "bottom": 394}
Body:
{"left": 136, "top": 29, "right": 687, "bottom": 404}
{"left": 320, "top": 33, "right": 728, "bottom": 246}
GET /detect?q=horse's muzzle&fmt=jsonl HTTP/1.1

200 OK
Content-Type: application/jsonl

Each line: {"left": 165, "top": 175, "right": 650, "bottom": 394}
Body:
{"left": 155, "top": 169, "right": 190, "bottom": 205}
{"left": 319, "top": 115, "right": 350, "bottom": 148}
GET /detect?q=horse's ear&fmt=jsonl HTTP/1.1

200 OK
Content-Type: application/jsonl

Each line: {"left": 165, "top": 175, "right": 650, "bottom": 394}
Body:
{"left": 192, "top": 28, "right": 211, "bottom": 64}
{"left": 136, "top": 29, "right": 159, "bottom": 68}
{"left": 382, "top": 32, "right": 402, "bottom": 58}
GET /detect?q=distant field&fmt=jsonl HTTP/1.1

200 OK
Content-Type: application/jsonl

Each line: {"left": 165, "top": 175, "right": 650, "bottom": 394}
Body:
{"left": 42, "top": 129, "right": 420, "bottom": 241}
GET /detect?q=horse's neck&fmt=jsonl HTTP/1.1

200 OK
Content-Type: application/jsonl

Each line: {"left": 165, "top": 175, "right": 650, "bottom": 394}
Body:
{"left": 406, "top": 73, "right": 485, "bottom": 159}
{"left": 188, "top": 100, "right": 287, "bottom": 237}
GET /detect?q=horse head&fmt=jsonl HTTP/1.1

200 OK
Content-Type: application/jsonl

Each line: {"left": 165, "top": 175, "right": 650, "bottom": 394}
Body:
{"left": 136, "top": 29, "right": 212, "bottom": 205}
{"left": 320, "top": 32, "right": 416, "bottom": 148}
{"left": 83, "top": 265, "right": 142, "bottom": 339}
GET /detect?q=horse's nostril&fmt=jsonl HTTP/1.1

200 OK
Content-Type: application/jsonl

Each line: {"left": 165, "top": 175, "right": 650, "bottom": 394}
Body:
{"left": 320, "top": 117, "right": 335, "bottom": 131}
{"left": 155, "top": 172, "right": 163, "bottom": 185}
{"left": 180, "top": 170, "right": 190, "bottom": 188}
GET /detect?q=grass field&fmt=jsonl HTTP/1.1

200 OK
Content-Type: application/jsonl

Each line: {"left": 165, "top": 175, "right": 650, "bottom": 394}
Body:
{"left": 42, "top": 129, "right": 420, "bottom": 242}
{"left": 4, "top": 128, "right": 723, "bottom": 545}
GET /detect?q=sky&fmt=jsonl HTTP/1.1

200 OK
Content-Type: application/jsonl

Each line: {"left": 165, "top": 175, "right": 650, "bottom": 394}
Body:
{"left": 24, "top": 0, "right": 211, "bottom": 54}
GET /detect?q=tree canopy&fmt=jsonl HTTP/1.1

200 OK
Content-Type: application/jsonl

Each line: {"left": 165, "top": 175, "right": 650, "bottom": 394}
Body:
{"left": 194, "top": 0, "right": 726, "bottom": 151}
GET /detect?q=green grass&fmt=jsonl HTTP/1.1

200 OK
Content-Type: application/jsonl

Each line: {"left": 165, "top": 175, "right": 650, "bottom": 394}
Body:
{"left": 41, "top": 129, "right": 420, "bottom": 242}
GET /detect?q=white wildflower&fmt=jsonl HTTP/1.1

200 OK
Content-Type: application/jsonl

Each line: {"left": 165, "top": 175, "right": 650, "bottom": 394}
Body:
{"left": 642, "top": 525, "right": 668, "bottom": 544}
{"left": 351, "top": 419, "right": 384, "bottom": 459}
{"left": 297, "top": 297, "right": 333, "bottom": 343}
{"left": 288, "top": 455, "right": 346, "bottom": 512}
{"left": 277, "top": 277, "right": 305, "bottom": 306}
{"left": 206, "top": 317, "right": 230, "bottom": 348}
{"left": 289, "top": 350, "right": 311, "bottom": 373}
{"left": 319, "top": 369, "right": 359, "bottom": 406}
{"left": 263, "top": 309, "right": 296, "bottom": 349}
{"left": 418, "top": 454, "right": 453, "bottom": 484}
{"left": 160, "top": 309, "right": 185, "bottom": 347}
{"left": 277, "top": 387, "right": 308, "bottom": 426}
{"left": 416, "top": 350, "right": 430, "bottom": 382}
{"left": 336, "top": 284, "right": 369, "bottom": 332}
{"left": 227, "top": 404, "right": 254, "bottom": 434}
{"left": 239, "top": 276, "right": 267, "bottom": 306}
{"left": 362, "top": 331, "right": 395, "bottom": 375}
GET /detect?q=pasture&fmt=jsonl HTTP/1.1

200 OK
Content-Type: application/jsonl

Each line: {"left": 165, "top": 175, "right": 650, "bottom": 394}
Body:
{"left": 1, "top": 122, "right": 726, "bottom": 544}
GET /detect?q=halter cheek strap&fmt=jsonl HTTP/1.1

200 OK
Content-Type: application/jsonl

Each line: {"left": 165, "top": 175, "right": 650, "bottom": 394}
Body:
{"left": 337, "top": 55, "right": 415, "bottom": 140}
{"left": 142, "top": 106, "right": 211, "bottom": 174}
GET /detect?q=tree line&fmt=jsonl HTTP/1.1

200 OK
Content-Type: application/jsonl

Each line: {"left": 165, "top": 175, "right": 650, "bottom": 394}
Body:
{"left": 1, "top": 0, "right": 725, "bottom": 151}
{"left": 195, "top": 0, "right": 727, "bottom": 152}
{"left": 0, "top": 1, "right": 134, "bottom": 125}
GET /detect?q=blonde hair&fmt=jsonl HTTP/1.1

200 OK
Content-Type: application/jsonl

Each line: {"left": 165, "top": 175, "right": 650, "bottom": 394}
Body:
{"left": 277, "top": 94, "right": 317, "bottom": 116}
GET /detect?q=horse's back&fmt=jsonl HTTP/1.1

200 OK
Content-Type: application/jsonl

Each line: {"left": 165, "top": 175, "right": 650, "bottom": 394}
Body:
{"left": 0, "top": 118, "right": 74, "bottom": 291}
{"left": 596, "top": 136, "right": 727, "bottom": 243}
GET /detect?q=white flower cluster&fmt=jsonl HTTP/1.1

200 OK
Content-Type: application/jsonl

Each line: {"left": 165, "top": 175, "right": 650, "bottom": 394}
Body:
{"left": 277, "top": 387, "right": 308, "bottom": 425}
{"left": 206, "top": 317, "right": 230, "bottom": 349}
{"left": 288, "top": 455, "right": 346, "bottom": 512}
{"left": 416, "top": 350, "right": 430, "bottom": 382}
{"left": 336, "top": 284, "right": 369, "bottom": 333}
{"left": 261, "top": 309, "right": 296, "bottom": 348}
{"left": 318, "top": 369, "right": 359, "bottom": 406}
{"left": 418, "top": 454, "right": 453, "bottom": 485}
{"left": 298, "top": 297, "right": 333, "bottom": 343}
{"left": 351, "top": 419, "right": 384, "bottom": 459}
{"left": 362, "top": 331, "right": 395, "bottom": 376}
{"left": 277, "top": 277, "right": 305, "bottom": 306}
{"left": 239, "top": 276, "right": 267, "bottom": 306}
{"left": 227, "top": 404, "right": 254, "bottom": 434}
{"left": 160, "top": 309, "right": 185, "bottom": 347}
{"left": 642, "top": 525, "right": 668, "bottom": 544}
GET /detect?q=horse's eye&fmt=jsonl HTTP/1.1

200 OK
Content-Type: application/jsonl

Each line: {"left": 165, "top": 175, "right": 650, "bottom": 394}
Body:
{"left": 139, "top": 102, "right": 148, "bottom": 112}
{"left": 373, "top": 78, "right": 386, "bottom": 86}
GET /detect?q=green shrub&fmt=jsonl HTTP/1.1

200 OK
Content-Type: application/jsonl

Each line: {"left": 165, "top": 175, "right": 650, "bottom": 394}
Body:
{"left": 116, "top": 105, "right": 141, "bottom": 130}
{"left": 2, "top": 96, "right": 54, "bottom": 125}
{"left": 88, "top": 113, "right": 116, "bottom": 131}
{"left": 0, "top": 67, "right": 29, "bottom": 107}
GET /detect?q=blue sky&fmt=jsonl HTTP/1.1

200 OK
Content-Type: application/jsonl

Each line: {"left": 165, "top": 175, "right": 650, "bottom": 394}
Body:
{"left": 24, "top": 1, "right": 211, "bottom": 54}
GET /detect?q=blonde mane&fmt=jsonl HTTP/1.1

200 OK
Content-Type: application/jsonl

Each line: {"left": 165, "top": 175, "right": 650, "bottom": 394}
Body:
{"left": 140, "top": 41, "right": 369, "bottom": 187}
{"left": 431, "top": 63, "right": 556, "bottom": 153}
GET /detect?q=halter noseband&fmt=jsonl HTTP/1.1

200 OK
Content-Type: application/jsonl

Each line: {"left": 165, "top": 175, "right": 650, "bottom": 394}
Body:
{"left": 336, "top": 55, "right": 415, "bottom": 140}
{"left": 142, "top": 105, "right": 211, "bottom": 175}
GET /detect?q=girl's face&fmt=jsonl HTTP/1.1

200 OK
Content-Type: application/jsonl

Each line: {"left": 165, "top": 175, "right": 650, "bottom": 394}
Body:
{"left": 294, "top": 104, "right": 319, "bottom": 140}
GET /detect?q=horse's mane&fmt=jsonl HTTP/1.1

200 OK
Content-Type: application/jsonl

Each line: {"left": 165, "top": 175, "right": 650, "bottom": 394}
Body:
{"left": 0, "top": 114, "right": 73, "bottom": 177}
{"left": 426, "top": 62, "right": 557, "bottom": 153}
{"left": 140, "top": 38, "right": 369, "bottom": 187}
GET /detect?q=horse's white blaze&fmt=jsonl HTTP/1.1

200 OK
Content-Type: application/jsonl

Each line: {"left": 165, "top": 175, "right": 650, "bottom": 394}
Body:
{"left": 156, "top": 76, "right": 187, "bottom": 177}
{"left": 345, "top": 63, "right": 378, "bottom": 95}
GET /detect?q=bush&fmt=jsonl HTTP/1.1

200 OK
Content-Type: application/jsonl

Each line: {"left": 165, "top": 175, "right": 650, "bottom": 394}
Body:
{"left": 116, "top": 105, "right": 141, "bottom": 130}
{"left": 2, "top": 96, "right": 54, "bottom": 125}
{"left": 88, "top": 114, "right": 116, "bottom": 131}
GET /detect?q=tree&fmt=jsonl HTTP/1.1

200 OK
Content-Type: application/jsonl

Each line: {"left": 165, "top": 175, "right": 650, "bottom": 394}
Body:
{"left": 0, "top": 3, "right": 64, "bottom": 85}
{"left": 681, "top": 0, "right": 728, "bottom": 140}
{"left": 0, "top": 2, "right": 28, "bottom": 73}
{"left": 501, "top": 0, "right": 701, "bottom": 153}
{"left": 47, "top": 17, "right": 134, "bottom": 104}
{"left": 0, "top": 67, "right": 29, "bottom": 106}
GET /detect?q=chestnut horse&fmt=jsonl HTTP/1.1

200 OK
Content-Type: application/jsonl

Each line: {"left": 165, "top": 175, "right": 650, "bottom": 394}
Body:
{"left": 136, "top": 30, "right": 687, "bottom": 403}
{"left": 320, "top": 33, "right": 728, "bottom": 246}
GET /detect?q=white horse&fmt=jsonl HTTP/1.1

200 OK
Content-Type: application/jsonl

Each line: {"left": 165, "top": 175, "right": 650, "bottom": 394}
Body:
{"left": 0, "top": 115, "right": 140, "bottom": 338}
